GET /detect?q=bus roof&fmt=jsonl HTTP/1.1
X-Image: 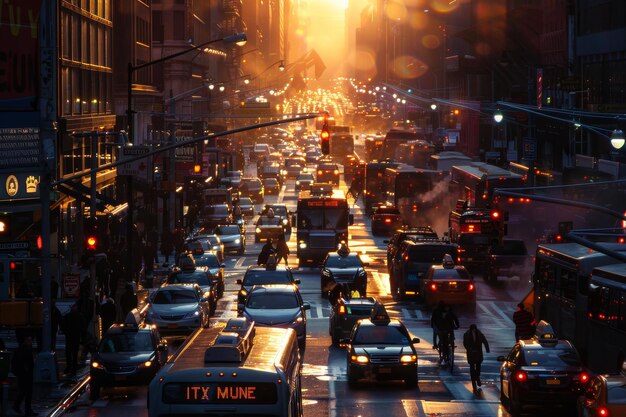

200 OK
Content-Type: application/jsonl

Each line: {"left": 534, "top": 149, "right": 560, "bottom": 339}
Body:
{"left": 298, "top": 189, "right": 346, "bottom": 200}
{"left": 385, "top": 165, "right": 441, "bottom": 175}
{"left": 537, "top": 243, "right": 626, "bottom": 272}
{"left": 452, "top": 163, "right": 523, "bottom": 181}
{"left": 591, "top": 263, "right": 626, "bottom": 288}
{"left": 167, "top": 325, "right": 295, "bottom": 373}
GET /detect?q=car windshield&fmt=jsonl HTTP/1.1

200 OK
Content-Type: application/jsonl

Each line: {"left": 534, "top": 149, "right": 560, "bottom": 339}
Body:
{"left": 239, "top": 198, "right": 252, "bottom": 206}
{"left": 246, "top": 293, "right": 299, "bottom": 309}
{"left": 408, "top": 246, "right": 458, "bottom": 263}
{"left": 216, "top": 226, "right": 240, "bottom": 235}
{"left": 167, "top": 272, "right": 210, "bottom": 287}
{"left": 298, "top": 174, "right": 314, "bottom": 181}
{"left": 325, "top": 255, "right": 362, "bottom": 268}
{"left": 431, "top": 268, "right": 471, "bottom": 280}
{"left": 206, "top": 205, "right": 229, "bottom": 215}
{"left": 100, "top": 331, "right": 153, "bottom": 353}
{"left": 243, "top": 271, "right": 291, "bottom": 286}
{"left": 195, "top": 255, "right": 220, "bottom": 268}
{"left": 263, "top": 178, "right": 278, "bottom": 185}
{"left": 265, "top": 206, "right": 287, "bottom": 217}
{"left": 258, "top": 217, "right": 281, "bottom": 226}
{"left": 352, "top": 325, "right": 409, "bottom": 345}
{"left": 523, "top": 349, "right": 582, "bottom": 367}
{"left": 153, "top": 289, "right": 198, "bottom": 304}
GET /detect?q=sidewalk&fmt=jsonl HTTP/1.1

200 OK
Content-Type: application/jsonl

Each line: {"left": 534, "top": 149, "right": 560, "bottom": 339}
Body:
{"left": 1, "top": 276, "right": 151, "bottom": 417}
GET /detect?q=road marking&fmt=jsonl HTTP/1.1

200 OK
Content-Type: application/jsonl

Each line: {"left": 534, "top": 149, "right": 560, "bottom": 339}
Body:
{"left": 401, "top": 399, "right": 422, "bottom": 417}
{"left": 234, "top": 257, "right": 246, "bottom": 268}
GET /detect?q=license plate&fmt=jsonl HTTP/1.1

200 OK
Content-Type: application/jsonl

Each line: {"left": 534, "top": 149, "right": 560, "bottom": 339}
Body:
{"left": 546, "top": 379, "right": 560, "bottom": 385}
{"left": 115, "top": 375, "right": 126, "bottom": 381}
{"left": 378, "top": 367, "right": 392, "bottom": 374}
{"left": 168, "top": 324, "right": 178, "bottom": 329}
{"left": 449, "top": 282, "right": 457, "bottom": 286}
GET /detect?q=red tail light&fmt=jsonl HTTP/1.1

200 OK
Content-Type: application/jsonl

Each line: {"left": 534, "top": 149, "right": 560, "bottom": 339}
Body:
{"left": 468, "top": 283, "right": 474, "bottom": 291}
{"left": 338, "top": 305, "right": 346, "bottom": 315}
{"left": 429, "top": 282, "right": 437, "bottom": 291}
{"left": 384, "top": 218, "right": 392, "bottom": 223}
{"left": 515, "top": 371, "right": 527, "bottom": 382}
{"left": 580, "top": 372, "right": 589, "bottom": 383}
{"left": 598, "top": 407, "right": 609, "bottom": 417}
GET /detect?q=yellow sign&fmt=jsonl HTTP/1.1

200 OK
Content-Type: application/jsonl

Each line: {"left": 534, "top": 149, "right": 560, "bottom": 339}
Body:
{"left": 6, "top": 175, "right": 18, "bottom": 197}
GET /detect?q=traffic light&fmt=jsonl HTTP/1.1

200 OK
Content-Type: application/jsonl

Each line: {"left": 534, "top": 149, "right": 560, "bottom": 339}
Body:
{"left": 84, "top": 217, "right": 99, "bottom": 253}
{"left": 320, "top": 114, "right": 330, "bottom": 155}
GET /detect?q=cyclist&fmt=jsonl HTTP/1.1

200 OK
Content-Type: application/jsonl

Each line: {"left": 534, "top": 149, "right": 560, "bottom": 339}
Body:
{"left": 431, "top": 300, "right": 446, "bottom": 349}
{"left": 434, "top": 304, "right": 460, "bottom": 365}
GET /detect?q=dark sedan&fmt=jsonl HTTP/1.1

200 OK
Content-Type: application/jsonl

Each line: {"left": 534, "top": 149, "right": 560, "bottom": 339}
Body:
{"left": 236, "top": 264, "right": 300, "bottom": 305}
{"left": 321, "top": 251, "right": 369, "bottom": 297}
{"left": 90, "top": 321, "right": 168, "bottom": 400}
{"left": 371, "top": 205, "right": 403, "bottom": 236}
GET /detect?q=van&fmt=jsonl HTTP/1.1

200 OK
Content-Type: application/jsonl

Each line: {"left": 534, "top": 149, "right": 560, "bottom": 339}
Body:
{"left": 253, "top": 143, "right": 271, "bottom": 162}
{"left": 389, "top": 240, "right": 458, "bottom": 300}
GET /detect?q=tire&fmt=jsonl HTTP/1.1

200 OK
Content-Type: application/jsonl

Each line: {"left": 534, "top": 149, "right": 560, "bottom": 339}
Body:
{"left": 218, "top": 283, "right": 225, "bottom": 299}
{"left": 90, "top": 382, "right": 100, "bottom": 401}
{"left": 508, "top": 387, "right": 522, "bottom": 416}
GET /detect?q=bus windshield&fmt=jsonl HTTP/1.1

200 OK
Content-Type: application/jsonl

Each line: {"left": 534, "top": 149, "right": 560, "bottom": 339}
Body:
{"left": 297, "top": 207, "right": 348, "bottom": 230}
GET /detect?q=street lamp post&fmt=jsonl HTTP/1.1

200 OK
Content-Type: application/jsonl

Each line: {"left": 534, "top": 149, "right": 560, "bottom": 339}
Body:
{"left": 125, "top": 32, "right": 246, "bottom": 279}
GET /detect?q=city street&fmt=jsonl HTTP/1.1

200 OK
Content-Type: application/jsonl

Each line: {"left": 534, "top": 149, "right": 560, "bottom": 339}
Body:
{"left": 55, "top": 161, "right": 545, "bottom": 417}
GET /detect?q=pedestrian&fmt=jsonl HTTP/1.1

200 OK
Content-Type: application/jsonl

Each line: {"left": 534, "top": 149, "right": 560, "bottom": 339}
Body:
{"left": 11, "top": 336, "right": 37, "bottom": 416}
{"left": 513, "top": 302, "right": 536, "bottom": 341}
{"left": 51, "top": 304, "right": 62, "bottom": 353}
{"left": 160, "top": 228, "right": 174, "bottom": 265}
{"left": 463, "top": 324, "right": 490, "bottom": 392}
{"left": 99, "top": 297, "right": 117, "bottom": 334}
{"left": 61, "top": 303, "right": 82, "bottom": 376}
{"left": 431, "top": 301, "right": 446, "bottom": 349}
{"left": 276, "top": 235, "right": 290, "bottom": 266}
{"left": 257, "top": 238, "right": 275, "bottom": 266}
{"left": 173, "top": 224, "right": 186, "bottom": 261}
{"left": 120, "top": 283, "right": 138, "bottom": 320}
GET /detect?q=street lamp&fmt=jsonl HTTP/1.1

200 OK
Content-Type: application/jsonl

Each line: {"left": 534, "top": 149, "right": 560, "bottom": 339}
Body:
{"left": 610, "top": 129, "right": 625, "bottom": 150}
{"left": 494, "top": 110, "right": 504, "bottom": 123}
{"left": 126, "top": 32, "right": 247, "bottom": 143}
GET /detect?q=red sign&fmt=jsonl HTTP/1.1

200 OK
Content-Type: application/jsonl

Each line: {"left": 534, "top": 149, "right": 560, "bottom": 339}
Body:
{"left": 62, "top": 273, "right": 80, "bottom": 298}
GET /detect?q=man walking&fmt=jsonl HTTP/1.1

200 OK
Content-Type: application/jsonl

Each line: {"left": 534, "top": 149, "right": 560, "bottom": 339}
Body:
{"left": 61, "top": 303, "right": 82, "bottom": 376}
{"left": 463, "top": 324, "right": 490, "bottom": 392}
{"left": 513, "top": 302, "right": 536, "bottom": 341}
{"left": 11, "top": 336, "right": 37, "bottom": 416}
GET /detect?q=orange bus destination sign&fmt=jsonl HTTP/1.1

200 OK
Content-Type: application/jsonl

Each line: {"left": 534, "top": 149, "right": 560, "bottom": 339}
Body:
{"left": 165, "top": 383, "right": 277, "bottom": 404}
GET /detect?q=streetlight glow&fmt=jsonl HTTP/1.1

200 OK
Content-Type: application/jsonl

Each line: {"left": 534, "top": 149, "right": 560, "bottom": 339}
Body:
{"left": 494, "top": 111, "right": 504, "bottom": 123}
{"left": 431, "top": 104, "right": 437, "bottom": 111}
{"left": 610, "top": 129, "right": 625, "bottom": 150}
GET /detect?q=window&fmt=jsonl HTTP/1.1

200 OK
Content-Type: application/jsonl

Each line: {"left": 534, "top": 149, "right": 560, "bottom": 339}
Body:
{"left": 173, "top": 11, "right": 185, "bottom": 40}
{"left": 537, "top": 259, "right": 557, "bottom": 295}
{"left": 559, "top": 269, "right": 577, "bottom": 301}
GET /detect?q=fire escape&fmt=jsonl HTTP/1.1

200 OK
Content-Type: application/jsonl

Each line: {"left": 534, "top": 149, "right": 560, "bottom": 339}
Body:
{"left": 219, "top": 0, "right": 246, "bottom": 80}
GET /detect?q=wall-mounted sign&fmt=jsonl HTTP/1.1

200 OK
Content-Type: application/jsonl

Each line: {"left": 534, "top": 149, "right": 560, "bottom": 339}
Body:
{"left": 0, "top": 128, "right": 41, "bottom": 169}
{"left": 0, "top": 172, "right": 40, "bottom": 201}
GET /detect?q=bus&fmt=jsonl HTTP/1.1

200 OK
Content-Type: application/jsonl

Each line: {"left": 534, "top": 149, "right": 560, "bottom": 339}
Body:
{"left": 329, "top": 133, "right": 354, "bottom": 161}
{"left": 364, "top": 136, "right": 384, "bottom": 162}
{"left": 364, "top": 160, "right": 400, "bottom": 214}
{"left": 533, "top": 242, "right": 626, "bottom": 364}
{"left": 382, "top": 129, "right": 422, "bottom": 160}
{"left": 508, "top": 161, "right": 554, "bottom": 187}
{"left": 384, "top": 165, "right": 447, "bottom": 226}
{"left": 450, "top": 163, "right": 524, "bottom": 209}
{"left": 587, "top": 263, "right": 626, "bottom": 373}
{"left": 296, "top": 190, "right": 353, "bottom": 266}
{"left": 148, "top": 318, "right": 303, "bottom": 417}
{"left": 394, "top": 140, "right": 436, "bottom": 169}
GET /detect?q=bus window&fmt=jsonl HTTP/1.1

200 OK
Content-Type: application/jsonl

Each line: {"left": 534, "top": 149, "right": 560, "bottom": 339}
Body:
{"left": 559, "top": 269, "right": 577, "bottom": 301}
{"left": 324, "top": 209, "right": 349, "bottom": 229}
{"left": 537, "top": 260, "right": 558, "bottom": 294}
{"left": 298, "top": 209, "right": 323, "bottom": 229}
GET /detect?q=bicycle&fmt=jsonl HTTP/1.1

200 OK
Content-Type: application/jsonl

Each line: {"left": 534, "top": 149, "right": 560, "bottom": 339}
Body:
{"left": 437, "top": 330, "right": 456, "bottom": 374}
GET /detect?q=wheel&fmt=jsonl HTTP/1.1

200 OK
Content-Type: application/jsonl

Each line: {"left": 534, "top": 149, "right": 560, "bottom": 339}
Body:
{"left": 218, "top": 283, "right": 225, "bottom": 299}
{"left": 449, "top": 345, "right": 455, "bottom": 374}
{"left": 508, "top": 387, "right": 522, "bottom": 416}
{"left": 90, "top": 382, "right": 100, "bottom": 400}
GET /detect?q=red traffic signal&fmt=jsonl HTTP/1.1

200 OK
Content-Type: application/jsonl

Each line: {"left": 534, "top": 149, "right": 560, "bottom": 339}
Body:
{"left": 321, "top": 125, "right": 330, "bottom": 155}
{"left": 86, "top": 235, "right": 98, "bottom": 251}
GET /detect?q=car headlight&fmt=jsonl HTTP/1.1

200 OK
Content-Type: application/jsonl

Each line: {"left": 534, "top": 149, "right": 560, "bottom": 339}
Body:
{"left": 139, "top": 360, "right": 154, "bottom": 368}
{"left": 400, "top": 354, "right": 417, "bottom": 363}
{"left": 184, "top": 310, "right": 201, "bottom": 319}
{"left": 91, "top": 361, "right": 104, "bottom": 369}
{"left": 296, "top": 180, "right": 300, "bottom": 185}
{"left": 299, "top": 242, "right": 307, "bottom": 249}
{"left": 234, "top": 238, "right": 241, "bottom": 244}
{"left": 255, "top": 227, "right": 262, "bottom": 234}
{"left": 351, "top": 355, "right": 369, "bottom": 364}
{"left": 282, "top": 219, "right": 288, "bottom": 225}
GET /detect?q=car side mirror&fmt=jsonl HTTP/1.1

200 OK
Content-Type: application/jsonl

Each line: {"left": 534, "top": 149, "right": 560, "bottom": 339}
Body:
{"left": 349, "top": 214, "right": 354, "bottom": 225}
{"left": 303, "top": 302, "right": 311, "bottom": 310}
{"left": 412, "top": 337, "right": 420, "bottom": 344}
{"left": 383, "top": 240, "right": 389, "bottom": 244}
{"left": 294, "top": 279, "right": 301, "bottom": 285}
{"left": 496, "top": 356, "right": 506, "bottom": 362}
{"left": 236, "top": 279, "right": 242, "bottom": 285}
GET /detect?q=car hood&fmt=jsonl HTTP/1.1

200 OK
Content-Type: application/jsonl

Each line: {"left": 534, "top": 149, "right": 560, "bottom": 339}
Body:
{"left": 327, "top": 267, "right": 363, "bottom": 277}
{"left": 353, "top": 345, "right": 413, "bottom": 355}
{"left": 95, "top": 352, "right": 154, "bottom": 365}
{"left": 150, "top": 303, "right": 199, "bottom": 315}
{"left": 244, "top": 308, "right": 301, "bottom": 325}
{"left": 218, "top": 234, "right": 241, "bottom": 243}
